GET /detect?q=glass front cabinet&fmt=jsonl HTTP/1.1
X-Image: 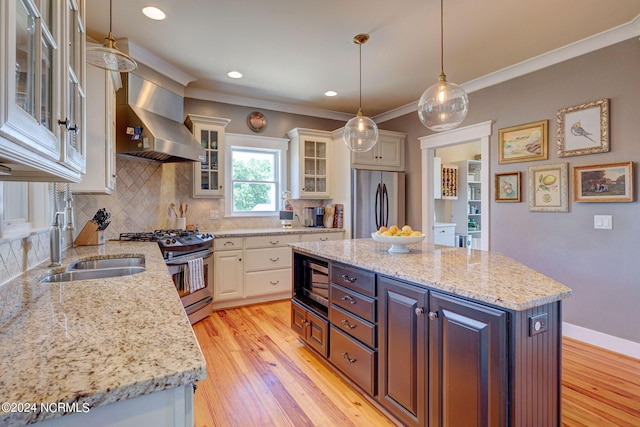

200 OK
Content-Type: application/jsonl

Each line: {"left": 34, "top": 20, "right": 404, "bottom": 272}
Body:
{"left": 185, "top": 115, "right": 231, "bottom": 198}
{"left": 287, "top": 128, "right": 332, "bottom": 199}
{"left": 0, "top": 0, "right": 86, "bottom": 181}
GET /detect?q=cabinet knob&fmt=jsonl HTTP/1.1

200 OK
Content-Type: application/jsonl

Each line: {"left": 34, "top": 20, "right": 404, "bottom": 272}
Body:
{"left": 415, "top": 307, "right": 425, "bottom": 316}
{"left": 238, "top": 258, "right": 242, "bottom": 262}
{"left": 428, "top": 311, "right": 439, "bottom": 321}
{"left": 341, "top": 352, "right": 357, "bottom": 364}
{"left": 219, "top": 185, "right": 223, "bottom": 189}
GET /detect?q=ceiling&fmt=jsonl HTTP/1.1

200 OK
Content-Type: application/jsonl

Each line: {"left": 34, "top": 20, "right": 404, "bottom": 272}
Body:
{"left": 85, "top": 1, "right": 640, "bottom": 118}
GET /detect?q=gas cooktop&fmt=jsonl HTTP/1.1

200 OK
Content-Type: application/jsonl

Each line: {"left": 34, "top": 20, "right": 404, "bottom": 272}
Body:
{"left": 118, "top": 230, "right": 214, "bottom": 248}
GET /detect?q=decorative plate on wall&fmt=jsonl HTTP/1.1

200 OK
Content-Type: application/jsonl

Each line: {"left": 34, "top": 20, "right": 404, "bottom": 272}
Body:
{"left": 247, "top": 111, "right": 267, "bottom": 132}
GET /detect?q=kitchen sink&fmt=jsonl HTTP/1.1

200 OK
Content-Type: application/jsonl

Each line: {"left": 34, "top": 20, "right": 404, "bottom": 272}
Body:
{"left": 40, "top": 266, "right": 146, "bottom": 283}
{"left": 68, "top": 255, "right": 145, "bottom": 270}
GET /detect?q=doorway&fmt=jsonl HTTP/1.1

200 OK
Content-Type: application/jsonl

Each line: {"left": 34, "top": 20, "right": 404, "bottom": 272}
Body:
{"left": 419, "top": 121, "right": 492, "bottom": 250}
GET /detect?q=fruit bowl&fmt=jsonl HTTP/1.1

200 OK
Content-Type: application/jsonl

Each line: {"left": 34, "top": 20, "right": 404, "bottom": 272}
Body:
{"left": 371, "top": 232, "right": 426, "bottom": 254}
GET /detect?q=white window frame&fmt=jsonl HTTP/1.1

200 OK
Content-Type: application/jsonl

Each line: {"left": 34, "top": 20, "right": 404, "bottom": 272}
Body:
{"left": 1, "top": 182, "right": 49, "bottom": 238}
{"left": 224, "top": 133, "right": 289, "bottom": 218}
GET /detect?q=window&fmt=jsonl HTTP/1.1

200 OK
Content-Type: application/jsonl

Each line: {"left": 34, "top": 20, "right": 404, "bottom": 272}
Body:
{"left": 1, "top": 182, "right": 49, "bottom": 237}
{"left": 224, "top": 134, "right": 288, "bottom": 217}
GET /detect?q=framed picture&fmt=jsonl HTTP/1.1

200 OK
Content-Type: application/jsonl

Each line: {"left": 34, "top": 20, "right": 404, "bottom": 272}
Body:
{"left": 498, "top": 120, "right": 548, "bottom": 164}
{"left": 573, "top": 162, "right": 633, "bottom": 202}
{"left": 495, "top": 172, "right": 521, "bottom": 202}
{"left": 528, "top": 163, "right": 568, "bottom": 212}
{"left": 557, "top": 98, "right": 609, "bottom": 157}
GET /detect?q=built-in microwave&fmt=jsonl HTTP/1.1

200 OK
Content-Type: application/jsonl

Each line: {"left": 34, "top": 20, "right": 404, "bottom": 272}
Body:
{"left": 293, "top": 254, "right": 329, "bottom": 315}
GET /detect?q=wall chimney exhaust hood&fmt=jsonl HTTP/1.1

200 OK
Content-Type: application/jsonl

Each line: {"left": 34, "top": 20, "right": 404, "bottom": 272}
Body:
{"left": 116, "top": 73, "right": 204, "bottom": 162}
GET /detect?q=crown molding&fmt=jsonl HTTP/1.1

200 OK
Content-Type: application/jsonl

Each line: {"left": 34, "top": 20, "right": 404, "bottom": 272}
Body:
{"left": 118, "top": 39, "right": 196, "bottom": 87}
{"left": 184, "top": 87, "right": 353, "bottom": 121}
{"left": 374, "top": 14, "right": 640, "bottom": 124}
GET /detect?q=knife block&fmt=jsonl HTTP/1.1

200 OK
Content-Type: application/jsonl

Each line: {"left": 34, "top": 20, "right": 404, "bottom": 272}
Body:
{"left": 74, "top": 221, "right": 105, "bottom": 246}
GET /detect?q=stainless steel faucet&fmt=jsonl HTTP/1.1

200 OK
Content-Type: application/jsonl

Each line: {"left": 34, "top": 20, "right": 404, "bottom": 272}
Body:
{"left": 49, "top": 212, "right": 65, "bottom": 267}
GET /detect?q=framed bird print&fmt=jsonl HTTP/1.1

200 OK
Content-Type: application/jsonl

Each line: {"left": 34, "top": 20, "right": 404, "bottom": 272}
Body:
{"left": 557, "top": 98, "right": 609, "bottom": 157}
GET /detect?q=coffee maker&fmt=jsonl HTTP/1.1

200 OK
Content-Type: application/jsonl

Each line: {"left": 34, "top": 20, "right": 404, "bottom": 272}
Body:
{"left": 314, "top": 206, "right": 325, "bottom": 227}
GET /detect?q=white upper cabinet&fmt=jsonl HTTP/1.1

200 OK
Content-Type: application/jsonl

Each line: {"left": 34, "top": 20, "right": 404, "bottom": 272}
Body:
{"left": 0, "top": 0, "right": 85, "bottom": 181}
{"left": 74, "top": 65, "right": 118, "bottom": 194}
{"left": 351, "top": 129, "right": 405, "bottom": 171}
{"left": 185, "top": 115, "right": 231, "bottom": 198}
{"left": 288, "top": 128, "right": 332, "bottom": 199}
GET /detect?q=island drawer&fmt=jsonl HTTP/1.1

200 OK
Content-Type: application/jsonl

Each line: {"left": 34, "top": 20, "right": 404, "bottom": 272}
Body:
{"left": 329, "top": 326, "right": 376, "bottom": 396}
{"left": 330, "top": 283, "right": 376, "bottom": 323}
{"left": 331, "top": 263, "right": 375, "bottom": 296}
{"left": 329, "top": 303, "right": 376, "bottom": 348}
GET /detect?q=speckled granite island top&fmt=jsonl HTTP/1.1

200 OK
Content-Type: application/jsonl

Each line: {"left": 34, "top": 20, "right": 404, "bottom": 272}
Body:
{"left": 291, "top": 239, "right": 572, "bottom": 311}
{"left": 0, "top": 242, "right": 206, "bottom": 426}
{"left": 211, "top": 227, "right": 344, "bottom": 237}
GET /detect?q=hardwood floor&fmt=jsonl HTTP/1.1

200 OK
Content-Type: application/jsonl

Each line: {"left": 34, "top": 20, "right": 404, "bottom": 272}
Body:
{"left": 192, "top": 300, "right": 640, "bottom": 427}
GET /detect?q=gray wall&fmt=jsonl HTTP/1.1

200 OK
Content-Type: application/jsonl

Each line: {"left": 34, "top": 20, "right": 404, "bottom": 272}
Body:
{"left": 382, "top": 38, "right": 640, "bottom": 343}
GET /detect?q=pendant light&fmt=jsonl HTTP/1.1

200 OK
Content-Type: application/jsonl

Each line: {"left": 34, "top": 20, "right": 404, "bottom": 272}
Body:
{"left": 343, "top": 34, "right": 378, "bottom": 152}
{"left": 86, "top": 0, "right": 137, "bottom": 72}
{"left": 417, "top": 0, "right": 468, "bottom": 132}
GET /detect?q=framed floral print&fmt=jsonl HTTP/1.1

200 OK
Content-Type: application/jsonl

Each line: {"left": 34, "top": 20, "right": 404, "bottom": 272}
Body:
{"left": 557, "top": 98, "right": 609, "bottom": 157}
{"left": 528, "top": 163, "right": 569, "bottom": 212}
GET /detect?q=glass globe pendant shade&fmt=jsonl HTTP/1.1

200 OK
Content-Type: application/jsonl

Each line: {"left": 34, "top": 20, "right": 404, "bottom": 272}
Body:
{"left": 343, "top": 109, "right": 379, "bottom": 152}
{"left": 418, "top": 73, "right": 468, "bottom": 132}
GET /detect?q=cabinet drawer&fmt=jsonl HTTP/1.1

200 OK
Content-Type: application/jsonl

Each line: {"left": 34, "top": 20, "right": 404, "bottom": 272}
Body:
{"left": 246, "top": 269, "right": 292, "bottom": 297}
{"left": 434, "top": 225, "right": 455, "bottom": 236}
{"left": 299, "top": 232, "right": 344, "bottom": 242}
{"left": 245, "top": 234, "right": 300, "bottom": 248}
{"left": 245, "top": 247, "right": 292, "bottom": 271}
{"left": 329, "top": 326, "right": 377, "bottom": 396}
{"left": 330, "top": 283, "right": 376, "bottom": 323}
{"left": 214, "top": 237, "right": 244, "bottom": 251}
{"left": 331, "top": 263, "right": 375, "bottom": 297}
{"left": 330, "top": 304, "right": 376, "bottom": 348}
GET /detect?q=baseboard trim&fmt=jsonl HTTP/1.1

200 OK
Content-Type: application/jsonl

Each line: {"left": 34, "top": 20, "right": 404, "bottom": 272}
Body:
{"left": 563, "top": 322, "right": 640, "bottom": 360}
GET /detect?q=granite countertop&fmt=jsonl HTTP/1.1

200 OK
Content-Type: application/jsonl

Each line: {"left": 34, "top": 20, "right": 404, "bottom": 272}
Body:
{"left": 211, "top": 227, "right": 345, "bottom": 238}
{"left": 0, "top": 242, "right": 206, "bottom": 426}
{"left": 291, "top": 239, "right": 572, "bottom": 311}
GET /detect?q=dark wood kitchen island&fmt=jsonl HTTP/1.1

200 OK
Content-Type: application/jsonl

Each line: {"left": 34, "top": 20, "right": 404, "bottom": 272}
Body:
{"left": 289, "top": 238, "right": 572, "bottom": 427}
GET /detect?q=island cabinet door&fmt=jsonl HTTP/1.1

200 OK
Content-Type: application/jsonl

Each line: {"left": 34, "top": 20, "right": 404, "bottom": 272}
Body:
{"left": 290, "top": 300, "right": 329, "bottom": 358}
{"left": 377, "top": 276, "right": 428, "bottom": 427}
{"left": 428, "top": 292, "right": 507, "bottom": 427}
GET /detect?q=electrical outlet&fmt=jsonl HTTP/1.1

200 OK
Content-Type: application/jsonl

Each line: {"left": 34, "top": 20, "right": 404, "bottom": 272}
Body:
{"left": 209, "top": 210, "right": 220, "bottom": 220}
{"left": 594, "top": 215, "right": 612, "bottom": 229}
{"left": 529, "top": 313, "right": 548, "bottom": 336}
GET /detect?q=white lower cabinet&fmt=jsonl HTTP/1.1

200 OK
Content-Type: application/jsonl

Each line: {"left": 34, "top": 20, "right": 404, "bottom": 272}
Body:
{"left": 213, "top": 250, "right": 244, "bottom": 301}
{"left": 212, "top": 231, "right": 343, "bottom": 309}
{"left": 34, "top": 385, "right": 193, "bottom": 427}
{"left": 433, "top": 223, "right": 456, "bottom": 246}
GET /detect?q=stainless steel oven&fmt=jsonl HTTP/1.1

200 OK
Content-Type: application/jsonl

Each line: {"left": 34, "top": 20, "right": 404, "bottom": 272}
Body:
{"left": 165, "top": 248, "right": 214, "bottom": 324}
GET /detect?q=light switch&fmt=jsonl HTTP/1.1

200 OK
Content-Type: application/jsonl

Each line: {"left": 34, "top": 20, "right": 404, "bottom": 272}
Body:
{"left": 594, "top": 215, "right": 612, "bottom": 230}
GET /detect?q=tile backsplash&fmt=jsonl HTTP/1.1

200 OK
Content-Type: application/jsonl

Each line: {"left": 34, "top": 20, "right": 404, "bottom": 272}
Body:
{"left": 74, "top": 156, "right": 327, "bottom": 240}
{"left": 0, "top": 230, "right": 49, "bottom": 286}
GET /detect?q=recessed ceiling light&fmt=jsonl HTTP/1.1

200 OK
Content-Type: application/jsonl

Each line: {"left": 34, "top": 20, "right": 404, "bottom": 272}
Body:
{"left": 227, "top": 71, "right": 243, "bottom": 79}
{"left": 324, "top": 90, "right": 338, "bottom": 97}
{"left": 142, "top": 6, "right": 166, "bottom": 20}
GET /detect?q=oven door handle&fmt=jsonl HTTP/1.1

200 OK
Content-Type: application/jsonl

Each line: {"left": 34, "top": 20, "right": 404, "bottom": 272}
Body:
{"left": 165, "top": 251, "right": 213, "bottom": 266}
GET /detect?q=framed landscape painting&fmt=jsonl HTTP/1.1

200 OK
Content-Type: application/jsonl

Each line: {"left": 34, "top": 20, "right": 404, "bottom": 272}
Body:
{"left": 557, "top": 98, "right": 609, "bottom": 157}
{"left": 498, "top": 120, "right": 548, "bottom": 164}
{"left": 528, "top": 163, "right": 568, "bottom": 212}
{"left": 573, "top": 162, "right": 633, "bottom": 202}
{"left": 495, "top": 172, "right": 521, "bottom": 202}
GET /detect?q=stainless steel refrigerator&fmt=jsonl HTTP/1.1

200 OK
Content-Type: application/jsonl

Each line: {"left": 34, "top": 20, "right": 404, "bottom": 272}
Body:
{"left": 352, "top": 169, "right": 405, "bottom": 238}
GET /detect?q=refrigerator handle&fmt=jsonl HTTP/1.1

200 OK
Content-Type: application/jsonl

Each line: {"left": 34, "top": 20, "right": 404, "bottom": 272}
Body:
{"left": 382, "top": 183, "right": 389, "bottom": 227}
{"left": 375, "top": 183, "right": 382, "bottom": 229}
